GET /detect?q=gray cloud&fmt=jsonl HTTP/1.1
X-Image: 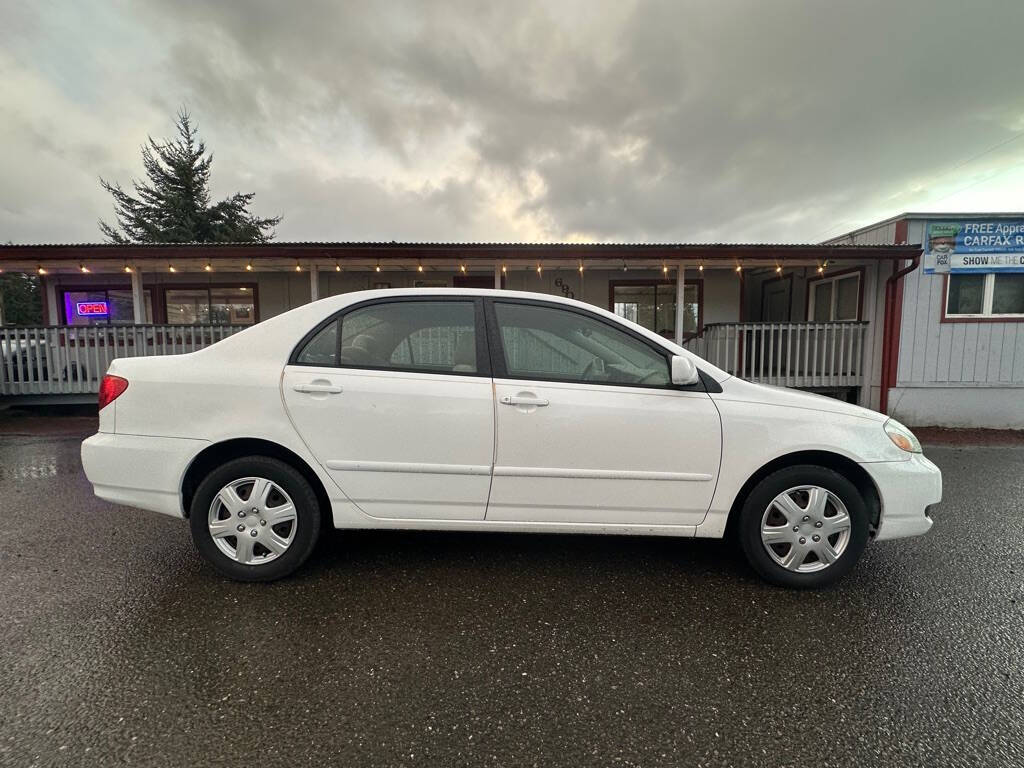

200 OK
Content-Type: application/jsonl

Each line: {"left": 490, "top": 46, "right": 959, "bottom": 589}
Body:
{"left": 2, "top": 0, "right": 1024, "bottom": 244}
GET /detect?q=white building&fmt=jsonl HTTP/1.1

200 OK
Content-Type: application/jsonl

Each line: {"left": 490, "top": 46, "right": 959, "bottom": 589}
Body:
{"left": 2, "top": 241, "right": 919, "bottom": 414}
{"left": 828, "top": 213, "right": 1024, "bottom": 428}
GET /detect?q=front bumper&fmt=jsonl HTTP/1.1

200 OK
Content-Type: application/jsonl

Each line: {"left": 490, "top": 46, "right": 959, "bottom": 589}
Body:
{"left": 861, "top": 453, "right": 943, "bottom": 540}
{"left": 81, "top": 432, "right": 209, "bottom": 518}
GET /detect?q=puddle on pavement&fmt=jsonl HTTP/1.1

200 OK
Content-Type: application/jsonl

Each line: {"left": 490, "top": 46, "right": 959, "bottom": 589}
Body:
{"left": 0, "top": 441, "right": 83, "bottom": 483}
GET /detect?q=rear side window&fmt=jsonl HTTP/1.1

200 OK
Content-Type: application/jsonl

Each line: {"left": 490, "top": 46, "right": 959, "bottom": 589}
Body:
{"left": 295, "top": 300, "right": 479, "bottom": 374}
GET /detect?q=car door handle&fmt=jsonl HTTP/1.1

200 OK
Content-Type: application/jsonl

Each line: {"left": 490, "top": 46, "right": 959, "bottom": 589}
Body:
{"left": 293, "top": 383, "right": 343, "bottom": 394}
{"left": 500, "top": 395, "right": 549, "bottom": 407}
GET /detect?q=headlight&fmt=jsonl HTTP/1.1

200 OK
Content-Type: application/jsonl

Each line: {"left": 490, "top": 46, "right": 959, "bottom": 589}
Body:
{"left": 884, "top": 419, "right": 922, "bottom": 454}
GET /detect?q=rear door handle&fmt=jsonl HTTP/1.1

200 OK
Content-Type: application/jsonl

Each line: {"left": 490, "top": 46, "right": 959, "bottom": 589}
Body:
{"left": 500, "top": 395, "right": 549, "bottom": 407}
{"left": 293, "top": 383, "right": 343, "bottom": 394}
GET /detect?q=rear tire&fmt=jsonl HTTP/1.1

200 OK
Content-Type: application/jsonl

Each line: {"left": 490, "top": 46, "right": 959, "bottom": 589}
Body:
{"left": 737, "top": 465, "right": 868, "bottom": 588}
{"left": 189, "top": 456, "right": 321, "bottom": 582}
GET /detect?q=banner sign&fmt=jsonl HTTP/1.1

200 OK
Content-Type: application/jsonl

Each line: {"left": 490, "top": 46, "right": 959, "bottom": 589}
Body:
{"left": 924, "top": 220, "right": 1024, "bottom": 274}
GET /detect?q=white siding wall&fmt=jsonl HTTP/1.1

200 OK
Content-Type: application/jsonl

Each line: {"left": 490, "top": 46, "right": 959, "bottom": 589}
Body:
{"left": 825, "top": 220, "right": 901, "bottom": 411}
{"left": 890, "top": 219, "right": 1024, "bottom": 427}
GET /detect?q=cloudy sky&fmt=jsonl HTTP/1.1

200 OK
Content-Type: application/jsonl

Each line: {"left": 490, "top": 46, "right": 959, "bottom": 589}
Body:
{"left": 2, "top": 0, "right": 1024, "bottom": 244}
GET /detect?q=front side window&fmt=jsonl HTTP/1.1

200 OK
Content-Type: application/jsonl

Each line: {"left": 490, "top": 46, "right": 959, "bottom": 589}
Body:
{"left": 808, "top": 273, "right": 860, "bottom": 321}
{"left": 295, "top": 300, "right": 478, "bottom": 373}
{"left": 494, "top": 302, "right": 670, "bottom": 387}
{"left": 947, "top": 273, "right": 1024, "bottom": 317}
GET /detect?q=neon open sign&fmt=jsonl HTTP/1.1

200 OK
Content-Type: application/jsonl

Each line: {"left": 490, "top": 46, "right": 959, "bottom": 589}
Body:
{"left": 76, "top": 301, "right": 110, "bottom": 316}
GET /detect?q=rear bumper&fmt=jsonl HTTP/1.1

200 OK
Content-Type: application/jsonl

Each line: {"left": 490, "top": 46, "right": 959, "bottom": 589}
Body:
{"left": 861, "top": 453, "right": 943, "bottom": 540}
{"left": 81, "top": 432, "right": 208, "bottom": 518}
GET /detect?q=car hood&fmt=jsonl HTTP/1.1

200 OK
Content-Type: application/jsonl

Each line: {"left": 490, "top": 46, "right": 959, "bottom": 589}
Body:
{"left": 712, "top": 377, "right": 888, "bottom": 423}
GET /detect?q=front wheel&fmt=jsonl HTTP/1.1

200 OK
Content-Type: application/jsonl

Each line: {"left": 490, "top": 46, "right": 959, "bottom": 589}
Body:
{"left": 189, "top": 456, "right": 322, "bottom": 582}
{"left": 737, "top": 465, "right": 869, "bottom": 588}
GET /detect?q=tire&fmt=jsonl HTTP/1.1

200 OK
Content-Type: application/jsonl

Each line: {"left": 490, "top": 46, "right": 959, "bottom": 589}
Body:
{"left": 737, "top": 464, "right": 869, "bottom": 589}
{"left": 189, "top": 455, "right": 322, "bottom": 582}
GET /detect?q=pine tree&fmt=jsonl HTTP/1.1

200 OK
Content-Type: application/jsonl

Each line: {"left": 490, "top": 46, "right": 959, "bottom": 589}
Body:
{"left": 0, "top": 272, "right": 43, "bottom": 326}
{"left": 99, "top": 110, "right": 281, "bottom": 243}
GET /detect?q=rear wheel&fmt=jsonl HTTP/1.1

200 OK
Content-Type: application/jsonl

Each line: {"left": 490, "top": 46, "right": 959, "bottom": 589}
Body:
{"left": 189, "top": 456, "right": 321, "bottom": 582}
{"left": 738, "top": 465, "right": 868, "bottom": 588}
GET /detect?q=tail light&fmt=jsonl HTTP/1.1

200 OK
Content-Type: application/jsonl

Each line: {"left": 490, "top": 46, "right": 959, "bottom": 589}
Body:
{"left": 98, "top": 375, "right": 129, "bottom": 410}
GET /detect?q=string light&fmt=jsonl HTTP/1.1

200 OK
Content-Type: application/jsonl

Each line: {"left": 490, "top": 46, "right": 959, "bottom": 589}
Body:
{"left": 698, "top": 263, "right": 704, "bottom": 272}
{"left": 335, "top": 262, "right": 342, "bottom": 272}
{"left": 735, "top": 264, "right": 742, "bottom": 273}
{"left": 204, "top": 262, "right": 213, "bottom": 272}
{"left": 622, "top": 261, "right": 628, "bottom": 272}
{"left": 501, "top": 264, "right": 507, "bottom": 274}
{"left": 460, "top": 264, "right": 467, "bottom": 273}
{"left": 536, "top": 263, "right": 543, "bottom": 275}
{"left": 168, "top": 264, "right": 176, "bottom": 273}
{"left": 37, "top": 266, "right": 47, "bottom": 275}
{"left": 578, "top": 261, "right": 584, "bottom": 274}
{"left": 124, "top": 264, "right": 133, "bottom": 273}
{"left": 295, "top": 262, "right": 301, "bottom": 272}
{"left": 375, "top": 262, "right": 381, "bottom": 273}
{"left": 246, "top": 262, "right": 253, "bottom": 271}
{"left": 775, "top": 265, "right": 782, "bottom": 274}
{"left": 417, "top": 262, "right": 424, "bottom": 273}
{"left": 80, "top": 264, "right": 90, "bottom": 273}
{"left": 662, "top": 262, "right": 669, "bottom": 275}
{"left": 817, "top": 264, "right": 825, "bottom": 274}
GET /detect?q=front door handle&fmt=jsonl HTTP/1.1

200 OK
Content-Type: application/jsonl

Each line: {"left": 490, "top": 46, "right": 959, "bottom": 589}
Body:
{"left": 293, "top": 382, "right": 343, "bottom": 394}
{"left": 500, "top": 395, "right": 549, "bottom": 407}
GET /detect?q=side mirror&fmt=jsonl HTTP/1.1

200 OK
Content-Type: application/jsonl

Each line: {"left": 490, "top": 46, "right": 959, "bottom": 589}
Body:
{"left": 670, "top": 355, "right": 700, "bottom": 386}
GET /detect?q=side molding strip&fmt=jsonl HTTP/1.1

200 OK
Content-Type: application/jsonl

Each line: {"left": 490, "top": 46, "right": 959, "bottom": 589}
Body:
{"left": 325, "top": 462, "right": 713, "bottom": 482}
{"left": 493, "top": 466, "right": 713, "bottom": 482}
{"left": 325, "top": 460, "right": 491, "bottom": 476}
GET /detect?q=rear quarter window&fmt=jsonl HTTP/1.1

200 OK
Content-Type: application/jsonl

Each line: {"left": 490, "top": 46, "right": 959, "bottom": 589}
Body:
{"left": 295, "top": 320, "right": 339, "bottom": 366}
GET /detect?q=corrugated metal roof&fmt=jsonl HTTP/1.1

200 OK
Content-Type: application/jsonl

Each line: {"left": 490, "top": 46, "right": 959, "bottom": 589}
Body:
{"left": 0, "top": 241, "right": 921, "bottom": 268}
{"left": 0, "top": 240, "right": 914, "bottom": 249}
{"left": 824, "top": 211, "right": 1024, "bottom": 242}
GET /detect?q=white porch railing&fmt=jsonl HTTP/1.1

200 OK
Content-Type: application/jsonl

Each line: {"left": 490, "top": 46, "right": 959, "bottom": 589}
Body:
{"left": 2, "top": 320, "right": 869, "bottom": 398}
{"left": 1, "top": 325, "right": 244, "bottom": 396}
{"left": 683, "top": 321, "right": 868, "bottom": 388}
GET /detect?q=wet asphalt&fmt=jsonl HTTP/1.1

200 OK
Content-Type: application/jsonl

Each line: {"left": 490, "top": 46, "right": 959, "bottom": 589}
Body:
{"left": 0, "top": 434, "right": 1021, "bottom": 768}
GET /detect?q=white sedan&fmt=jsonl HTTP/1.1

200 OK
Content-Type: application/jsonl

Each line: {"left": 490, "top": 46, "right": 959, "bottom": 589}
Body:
{"left": 81, "top": 289, "right": 941, "bottom": 587}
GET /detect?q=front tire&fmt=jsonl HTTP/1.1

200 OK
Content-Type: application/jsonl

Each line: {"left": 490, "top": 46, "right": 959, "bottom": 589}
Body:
{"left": 738, "top": 465, "right": 869, "bottom": 588}
{"left": 189, "top": 456, "right": 321, "bottom": 582}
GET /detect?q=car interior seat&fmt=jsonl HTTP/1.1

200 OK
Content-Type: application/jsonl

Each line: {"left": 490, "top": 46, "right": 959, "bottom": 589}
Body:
{"left": 451, "top": 333, "right": 476, "bottom": 373}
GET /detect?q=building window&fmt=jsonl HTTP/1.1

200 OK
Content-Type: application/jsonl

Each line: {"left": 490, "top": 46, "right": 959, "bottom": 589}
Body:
{"left": 610, "top": 281, "right": 701, "bottom": 339}
{"left": 61, "top": 288, "right": 152, "bottom": 326}
{"left": 808, "top": 272, "right": 860, "bottom": 321}
{"left": 164, "top": 286, "right": 256, "bottom": 325}
{"left": 946, "top": 273, "right": 1024, "bottom": 318}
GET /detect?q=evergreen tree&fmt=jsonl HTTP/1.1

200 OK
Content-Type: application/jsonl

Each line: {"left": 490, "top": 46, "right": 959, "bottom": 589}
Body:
{"left": 99, "top": 110, "right": 281, "bottom": 243}
{"left": 0, "top": 272, "right": 43, "bottom": 326}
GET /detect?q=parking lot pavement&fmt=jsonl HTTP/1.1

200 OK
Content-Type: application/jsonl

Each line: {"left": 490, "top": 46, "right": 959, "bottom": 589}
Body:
{"left": 0, "top": 435, "right": 1020, "bottom": 768}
